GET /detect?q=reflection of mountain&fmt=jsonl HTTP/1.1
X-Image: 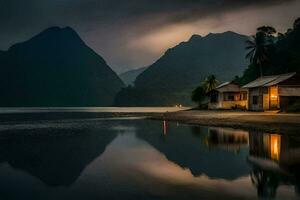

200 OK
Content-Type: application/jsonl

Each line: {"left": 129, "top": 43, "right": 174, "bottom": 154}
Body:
{"left": 136, "top": 122, "right": 250, "bottom": 180}
{"left": 0, "top": 127, "right": 116, "bottom": 186}
{"left": 248, "top": 131, "right": 300, "bottom": 198}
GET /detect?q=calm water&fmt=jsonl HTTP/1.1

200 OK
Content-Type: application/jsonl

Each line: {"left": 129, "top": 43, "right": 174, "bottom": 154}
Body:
{"left": 0, "top": 114, "right": 300, "bottom": 200}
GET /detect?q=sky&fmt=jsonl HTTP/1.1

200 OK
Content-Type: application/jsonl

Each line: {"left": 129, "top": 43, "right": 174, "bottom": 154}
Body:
{"left": 0, "top": 0, "right": 300, "bottom": 73}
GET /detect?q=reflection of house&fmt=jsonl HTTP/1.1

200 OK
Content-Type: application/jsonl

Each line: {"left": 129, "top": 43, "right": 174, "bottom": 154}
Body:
{"left": 137, "top": 124, "right": 250, "bottom": 180}
{"left": 248, "top": 131, "right": 300, "bottom": 170}
{"left": 208, "top": 82, "right": 248, "bottom": 110}
{"left": 243, "top": 72, "right": 300, "bottom": 111}
{"left": 248, "top": 131, "right": 300, "bottom": 199}
{"left": 206, "top": 127, "right": 249, "bottom": 152}
{"left": 249, "top": 132, "right": 282, "bottom": 163}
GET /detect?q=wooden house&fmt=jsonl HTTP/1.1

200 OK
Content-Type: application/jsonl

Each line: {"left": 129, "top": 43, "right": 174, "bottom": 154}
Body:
{"left": 242, "top": 72, "right": 300, "bottom": 111}
{"left": 208, "top": 81, "right": 248, "bottom": 110}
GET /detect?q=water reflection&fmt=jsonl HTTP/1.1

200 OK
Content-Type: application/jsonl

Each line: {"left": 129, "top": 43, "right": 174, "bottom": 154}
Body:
{"left": 206, "top": 127, "right": 249, "bottom": 153}
{"left": 163, "top": 120, "right": 168, "bottom": 135}
{"left": 0, "top": 121, "right": 117, "bottom": 186}
{"left": 248, "top": 131, "right": 300, "bottom": 199}
{"left": 138, "top": 122, "right": 253, "bottom": 180}
{"left": 0, "top": 118, "right": 299, "bottom": 200}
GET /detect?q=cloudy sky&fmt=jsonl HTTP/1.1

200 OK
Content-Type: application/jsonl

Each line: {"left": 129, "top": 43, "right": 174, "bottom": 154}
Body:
{"left": 0, "top": 0, "right": 299, "bottom": 73}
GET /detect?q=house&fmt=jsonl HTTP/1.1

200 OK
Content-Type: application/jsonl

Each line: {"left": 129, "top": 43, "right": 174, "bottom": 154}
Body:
{"left": 243, "top": 72, "right": 300, "bottom": 111}
{"left": 208, "top": 81, "right": 248, "bottom": 110}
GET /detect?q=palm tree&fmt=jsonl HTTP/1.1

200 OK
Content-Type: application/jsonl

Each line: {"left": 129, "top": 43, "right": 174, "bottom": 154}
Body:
{"left": 202, "top": 75, "right": 218, "bottom": 93}
{"left": 257, "top": 26, "right": 276, "bottom": 36}
{"left": 245, "top": 32, "right": 269, "bottom": 77}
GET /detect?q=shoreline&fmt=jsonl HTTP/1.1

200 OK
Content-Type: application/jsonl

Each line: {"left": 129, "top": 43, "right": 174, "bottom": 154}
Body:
{"left": 150, "top": 110, "right": 300, "bottom": 133}
{"left": 0, "top": 107, "right": 299, "bottom": 133}
{"left": 0, "top": 107, "right": 185, "bottom": 124}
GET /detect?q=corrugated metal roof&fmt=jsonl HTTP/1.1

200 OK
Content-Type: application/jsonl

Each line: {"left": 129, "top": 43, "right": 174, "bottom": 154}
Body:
{"left": 216, "top": 81, "right": 231, "bottom": 89}
{"left": 264, "top": 72, "right": 296, "bottom": 86}
{"left": 242, "top": 72, "right": 296, "bottom": 88}
{"left": 215, "top": 81, "right": 247, "bottom": 92}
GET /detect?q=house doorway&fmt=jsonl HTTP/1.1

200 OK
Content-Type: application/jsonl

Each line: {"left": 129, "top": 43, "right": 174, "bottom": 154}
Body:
{"left": 263, "top": 94, "right": 270, "bottom": 110}
{"left": 269, "top": 86, "right": 279, "bottom": 109}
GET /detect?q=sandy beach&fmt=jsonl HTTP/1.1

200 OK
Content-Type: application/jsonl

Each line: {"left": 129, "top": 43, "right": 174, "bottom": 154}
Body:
{"left": 152, "top": 110, "right": 300, "bottom": 133}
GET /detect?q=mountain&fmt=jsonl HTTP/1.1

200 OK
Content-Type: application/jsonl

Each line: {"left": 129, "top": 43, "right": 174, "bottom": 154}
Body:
{"left": 0, "top": 27, "right": 124, "bottom": 106}
{"left": 119, "top": 67, "right": 147, "bottom": 86}
{"left": 115, "top": 31, "right": 249, "bottom": 106}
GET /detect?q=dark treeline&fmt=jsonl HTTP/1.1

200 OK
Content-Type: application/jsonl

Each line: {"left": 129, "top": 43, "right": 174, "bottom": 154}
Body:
{"left": 237, "top": 18, "right": 300, "bottom": 85}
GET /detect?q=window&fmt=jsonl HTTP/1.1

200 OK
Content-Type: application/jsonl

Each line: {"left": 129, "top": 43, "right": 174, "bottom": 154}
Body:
{"left": 252, "top": 96, "right": 258, "bottom": 105}
{"left": 224, "top": 93, "right": 235, "bottom": 101}
{"left": 228, "top": 95, "right": 235, "bottom": 101}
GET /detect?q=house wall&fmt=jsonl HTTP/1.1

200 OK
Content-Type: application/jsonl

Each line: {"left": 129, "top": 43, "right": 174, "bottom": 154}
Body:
{"left": 279, "top": 86, "right": 300, "bottom": 97}
{"left": 221, "top": 100, "right": 248, "bottom": 109}
{"left": 248, "top": 87, "right": 268, "bottom": 111}
{"left": 208, "top": 92, "right": 247, "bottom": 109}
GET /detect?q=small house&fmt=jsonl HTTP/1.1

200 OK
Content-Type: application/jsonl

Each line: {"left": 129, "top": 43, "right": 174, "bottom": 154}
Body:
{"left": 208, "top": 82, "right": 248, "bottom": 110}
{"left": 243, "top": 72, "right": 300, "bottom": 111}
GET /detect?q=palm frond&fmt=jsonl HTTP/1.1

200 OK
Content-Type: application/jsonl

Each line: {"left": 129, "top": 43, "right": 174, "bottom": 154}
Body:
{"left": 245, "top": 40, "right": 255, "bottom": 46}
{"left": 246, "top": 49, "right": 255, "bottom": 59}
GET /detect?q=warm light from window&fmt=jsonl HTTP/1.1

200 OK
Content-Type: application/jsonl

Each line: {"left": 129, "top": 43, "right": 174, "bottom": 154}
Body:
{"left": 270, "top": 134, "right": 281, "bottom": 161}
{"left": 270, "top": 86, "right": 278, "bottom": 101}
{"left": 271, "top": 95, "right": 278, "bottom": 99}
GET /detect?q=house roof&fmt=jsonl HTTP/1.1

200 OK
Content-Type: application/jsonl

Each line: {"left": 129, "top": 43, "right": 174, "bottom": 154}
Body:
{"left": 215, "top": 81, "right": 247, "bottom": 92}
{"left": 242, "top": 72, "right": 296, "bottom": 88}
{"left": 216, "top": 81, "right": 232, "bottom": 89}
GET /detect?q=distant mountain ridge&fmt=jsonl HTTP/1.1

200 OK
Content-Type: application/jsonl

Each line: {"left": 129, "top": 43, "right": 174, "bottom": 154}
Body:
{"left": 0, "top": 27, "right": 124, "bottom": 106}
{"left": 119, "top": 67, "right": 148, "bottom": 86}
{"left": 115, "top": 31, "right": 249, "bottom": 106}
{"left": 136, "top": 31, "right": 249, "bottom": 89}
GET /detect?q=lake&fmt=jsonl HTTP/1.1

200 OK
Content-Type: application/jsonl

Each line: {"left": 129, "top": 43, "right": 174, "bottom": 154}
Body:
{"left": 0, "top": 111, "right": 300, "bottom": 200}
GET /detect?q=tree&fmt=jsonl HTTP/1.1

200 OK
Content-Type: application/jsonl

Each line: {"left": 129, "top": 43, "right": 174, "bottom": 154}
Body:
{"left": 202, "top": 75, "right": 218, "bottom": 93}
{"left": 257, "top": 26, "right": 277, "bottom": 36}
{"left": 239, "top": 17, "right": 300, "bottom": 84}
{"left": 191, "top": 86, "right": 206, "bottom": 106}
{"left": 245, "top": 32, "right": 270, "bottom": 77}
{"left": 293, "top": 18, "right": 300, "bottom": 29}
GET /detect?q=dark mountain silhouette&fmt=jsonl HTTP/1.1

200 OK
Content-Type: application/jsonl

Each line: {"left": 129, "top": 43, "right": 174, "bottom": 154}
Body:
{"left": 115, "top": 31, "right": 249, "bottom": 106}
{"left": 0, "top": 123, "right": 117, "bottom": 186}
{"left": 0, "top": 27, "right": 124, "bottom": 106}
{"left": 119, "top": 67, "right": 147, "bottom": 86}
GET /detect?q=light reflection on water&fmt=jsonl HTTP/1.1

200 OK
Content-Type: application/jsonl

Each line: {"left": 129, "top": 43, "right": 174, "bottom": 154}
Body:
{"left": 0, "top": 118, "right": 299, "bottom": 200}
